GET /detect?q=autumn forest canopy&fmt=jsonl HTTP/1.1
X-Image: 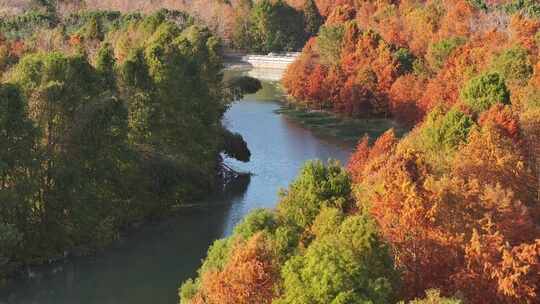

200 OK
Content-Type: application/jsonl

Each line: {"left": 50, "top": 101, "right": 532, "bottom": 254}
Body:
{"left": 182, "top": 0, "right": 540, "bottom": 303}
{"left": 0, "top": 0, "right": 539, "bottom": 303}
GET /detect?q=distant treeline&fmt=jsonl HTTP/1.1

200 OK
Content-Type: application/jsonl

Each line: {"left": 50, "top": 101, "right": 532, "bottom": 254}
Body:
{"left": 0, "top": 0, "right": 324, "bottom": 54}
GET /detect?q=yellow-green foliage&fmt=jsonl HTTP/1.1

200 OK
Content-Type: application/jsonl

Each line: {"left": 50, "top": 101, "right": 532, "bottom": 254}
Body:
{"left": 461, "top": 72, "right": 510, "bottom": 113}
{"left": 490, "top": 46, "right": 533, "bottom": 85}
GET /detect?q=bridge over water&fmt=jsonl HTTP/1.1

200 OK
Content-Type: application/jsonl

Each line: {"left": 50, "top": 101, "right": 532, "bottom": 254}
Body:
{"left": 242, "top": 52, "right": 300, "bottom": 69}
{"left": 224, "top": 52, "right": 300, "bottom": 81}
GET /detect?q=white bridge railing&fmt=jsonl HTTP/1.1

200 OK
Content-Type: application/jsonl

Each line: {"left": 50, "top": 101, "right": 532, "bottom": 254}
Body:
{"left": 242, "top": 52, "right": 300, "bottom": 69}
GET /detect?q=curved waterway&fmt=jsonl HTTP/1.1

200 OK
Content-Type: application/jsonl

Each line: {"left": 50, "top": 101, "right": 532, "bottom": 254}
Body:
{"left": 1, "top": 70, "right": 356, "bottom": 304}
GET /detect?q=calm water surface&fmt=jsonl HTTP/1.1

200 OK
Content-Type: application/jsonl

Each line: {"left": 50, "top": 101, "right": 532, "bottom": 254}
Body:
{"left": 1, "top": 71, "right": 354, "bottom": 304}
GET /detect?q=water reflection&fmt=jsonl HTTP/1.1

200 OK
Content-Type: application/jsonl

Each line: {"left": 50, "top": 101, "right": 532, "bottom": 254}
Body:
{"left": 2, "top": 175, "right": 251, "bottom": 304}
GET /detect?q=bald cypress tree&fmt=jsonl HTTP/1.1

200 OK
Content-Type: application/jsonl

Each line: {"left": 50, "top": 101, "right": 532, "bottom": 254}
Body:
{"left": 303, "top": 0, "right": 323, "bottom": 38}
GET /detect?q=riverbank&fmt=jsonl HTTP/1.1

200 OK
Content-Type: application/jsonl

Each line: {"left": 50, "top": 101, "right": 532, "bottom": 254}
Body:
{"left": 0, "top": 160, "right": 251, "bottom": 288}
{"left": 1, "top": 78, "right": 352, "bottom": 304}
{"left": 225, "top": 66, "right": 404, "bottom": 144}
{"left": 276, "top": 103, "right": 407, "bottom": 144}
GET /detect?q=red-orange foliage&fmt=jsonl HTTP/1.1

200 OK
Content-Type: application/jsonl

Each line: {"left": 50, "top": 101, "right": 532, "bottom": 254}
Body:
{"left": 283, "top": 38, "right": 320, "bottom": 96}
{"left": 453, "top": 126, "right": 537, "bottom": 206}
{"left": 282, "top": 0, "right": 539, "bottom": 126}
{"left": 389, "top": 75, "right": 426, "bottom": 125}
{"left": 438, "top": 0, "right": 475, "bottom": 39}
{"left": 478, "top": 104, "right": 521, "bottom": 142}
{"left": 359, "top": 147, "right": 539, "bottom": 302}
{"left": 69, "top": 35, "right": 82, "bottom": 47}
{"left": 306, "top": 64, "right": 328, "bottom": 104}
{"left": 325, "top": 4, "right": 356, "bottom": 25}
{"left": 315, "top": 0, "right": 353, "bottom": 17}
{"left": 196, "top": 233, "right": 279, "bottom": 304}
{"left": 347, "top": 129, "right": 397, "bottom": 183}
{"left": 532, "top": 62, "right": 540, "bottom": 88}
{"left": 458, "top": 230, "right": 540, "bottom": 303}
{"left": 368, "top": 151, "right": 462, "bottom": 297}
{"left": 418, "top": 30, "right": 509, "bottom": 113}
{"left": 509, "top": 14, "right": 540, "bottom": 53}
{"left": 348, "top": 136, "right": 370, "bottom": 183}
{"left": 336, "top": 76, "right": 373, "bottom": 115}
{"left": 322, "top": 65, "right": 345, "bottom": 107}
{"left": 285, "top": 0, "right": 540, "bottom": 302}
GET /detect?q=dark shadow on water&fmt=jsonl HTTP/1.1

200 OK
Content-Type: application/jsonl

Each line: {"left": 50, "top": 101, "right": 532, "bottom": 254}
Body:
{"left": 0, "top": 175, "right": 251, "bottom": 304}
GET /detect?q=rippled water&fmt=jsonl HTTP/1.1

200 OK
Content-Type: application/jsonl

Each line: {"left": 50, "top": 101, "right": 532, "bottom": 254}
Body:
{"left": 1, "top": 72, "right": 354, "bottom": 304}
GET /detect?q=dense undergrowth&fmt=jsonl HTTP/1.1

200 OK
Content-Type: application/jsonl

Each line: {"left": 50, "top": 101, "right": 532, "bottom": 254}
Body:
{"left": 182, "top": 0, "right": 540, "bottom": 303}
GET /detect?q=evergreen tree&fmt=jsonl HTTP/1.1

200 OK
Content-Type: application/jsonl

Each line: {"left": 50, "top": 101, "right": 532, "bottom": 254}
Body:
{"left": 303, "top": 0, "right": 323, "bottom": 38}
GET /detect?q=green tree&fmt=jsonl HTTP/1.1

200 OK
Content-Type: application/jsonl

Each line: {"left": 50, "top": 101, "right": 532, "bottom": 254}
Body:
{"left": 461, "top": 72, "right": 510, "bottom": 113}
{"left": 198, "top": 238, "right": 233, "bottom": 274}
{"left": 95, "top": 42, "right": 117, "bottom": 91}
{"left": 304, "top": 0, "right": 323, "bottom": 38}
{"left": 0, "top": 10, "right": 251, "bottom": 277}
{"left": 311, "top": 207, "right": 344, "bottom": 239}
{"left": 233, "top": 208, "right": 278, "bottom": 239}
{"left": 277, "top": 160, "right": 352, "bottom": 228}
{"left": 317, "top": 25, "right": 345, "bottom": 64}
{"left": 9, "top": 51, "right": 129, "bottom": 254}
{"left": 394, "top": 48, "right": 416, "bottom": 75}
{"left": 222, "top": 129, "right": 251, "bottom": 162}
{"left": 490, "top": 46, "right": 533, "bottom": 85}
{"left": 276, "top": 215, "right": 398, "bottom": 304}
{"left": 236, "top": 0, "right": 307, "bottom": 53}
{"left": 0, "top": 83, "right": 37, "bottom": 189}
{"left": 422, "top": 107, "right": 475, "bottom": 151}
{"left": 0, "top": 84, "right": 37, "bottom": 263}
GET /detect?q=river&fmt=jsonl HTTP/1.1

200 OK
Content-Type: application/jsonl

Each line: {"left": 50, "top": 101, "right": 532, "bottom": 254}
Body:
{"left": 0, "top": 69, "right": 357, "bottom": 304}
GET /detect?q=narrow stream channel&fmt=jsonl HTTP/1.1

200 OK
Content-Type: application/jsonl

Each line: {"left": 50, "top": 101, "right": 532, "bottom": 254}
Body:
{"left": 1, "top": 69, "right": 355, "bottom": 304}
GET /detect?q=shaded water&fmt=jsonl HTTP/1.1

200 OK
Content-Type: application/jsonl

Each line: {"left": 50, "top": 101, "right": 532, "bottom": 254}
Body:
{"left": 1, "top": 71, "right": 357, "bottom": 304}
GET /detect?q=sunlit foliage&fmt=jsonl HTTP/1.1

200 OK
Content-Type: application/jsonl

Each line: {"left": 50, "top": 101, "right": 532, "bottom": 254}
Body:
{"left": 0, "top": 10, "right": 251, "bottom": 276}
{"left": 232, "top": 0, "right": 310, "bottom": 53}
{"left": 280, "top": 4, "right": 540, "bottom": 301}
{"left": 182, "top": 161, "right": 399, "bottom": 304}
{"left": 461, "top": 72, "right": 511, "bottom": 113}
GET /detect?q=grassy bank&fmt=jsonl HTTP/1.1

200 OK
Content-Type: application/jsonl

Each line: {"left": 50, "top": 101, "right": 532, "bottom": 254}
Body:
{"left": 276, "top": 104, "right": 407, "bottom": 144}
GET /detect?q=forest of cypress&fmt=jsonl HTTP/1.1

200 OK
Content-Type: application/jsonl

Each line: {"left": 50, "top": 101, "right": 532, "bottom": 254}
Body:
{"left": 1, "top": 0, "right": 540, "bottom": 303}
{"left": 0, "top": 9, "right": 253, "bottom": 278}
{"left": 181, "top": 1, "right": 540, "bottom": 303}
